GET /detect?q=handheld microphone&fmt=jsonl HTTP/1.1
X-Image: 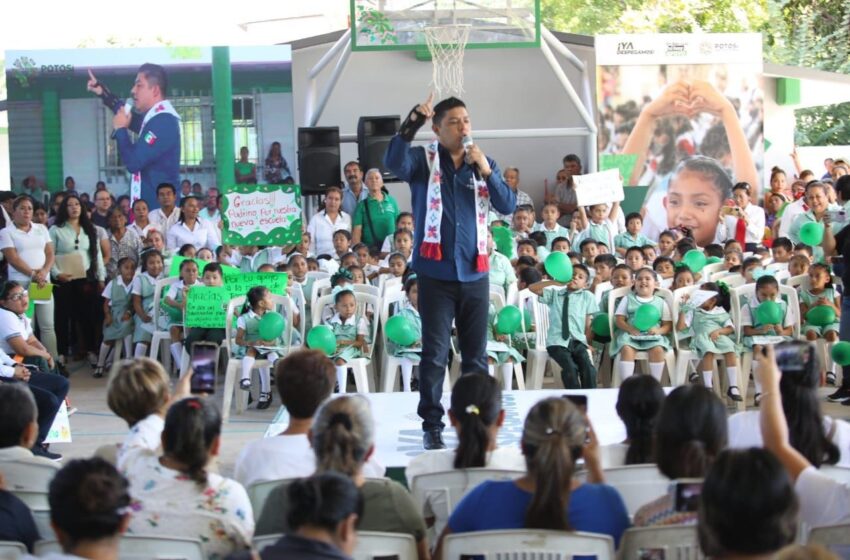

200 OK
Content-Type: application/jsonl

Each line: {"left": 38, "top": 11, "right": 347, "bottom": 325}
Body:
{"left": 462, "top": 135, "right": 480, "bottom": 178}
{"left": 124, "top": 99, "right": 133, "bottom": 116}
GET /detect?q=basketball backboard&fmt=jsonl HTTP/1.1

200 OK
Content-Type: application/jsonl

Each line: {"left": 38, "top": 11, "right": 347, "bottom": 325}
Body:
{"left": 350, "top": 0, "right": 540, "bottom": 51}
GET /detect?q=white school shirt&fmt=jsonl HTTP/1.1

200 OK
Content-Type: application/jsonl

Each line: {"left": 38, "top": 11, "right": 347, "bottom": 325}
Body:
{"left": 233, "top": 433, "right": 385, "bottom": 489}
{"left": 128, "top": 220, "right": 161, "bottom": 239}
{"left": 326, "top": 312, "right": 369, "bottom": 337}
{"left": 167, "top": 219, "right": 220, "bottom": 252}
{"left": 102, "top": 276, "right": 134, "bottom": 300}
{"left": 131, "top": 272, "right": 163, "bottom": 296}
{"left": 615, "top": 294, "right": 672, "bottom": 320}
{"left": 778, "top": 198, "right": 807, "bottom": 239}
{"left": 795, "top": 466, "right": 850, "bottom": 528}
{"left": 717, "top": 203, "right": 766, "bottom": 244}
{"left": 167, "top": 279, "right": 202, "bottom": 300}
{"left": 0, "top": 222, "right": 52, "bottom": 284}
{"left": 149, "top": 206, "right": 181, "bottom": 232}
{"left": 0, "top": 307, "right": 33, "bottom": 355}
{"left": 0, "top": 345, "right": 22, "bottom": 378}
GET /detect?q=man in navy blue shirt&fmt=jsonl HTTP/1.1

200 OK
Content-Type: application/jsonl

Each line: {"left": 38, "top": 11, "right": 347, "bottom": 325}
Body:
{"left": 87, "top": 64, "right": 181, "bottom": 210}
{"left": 385, "top": 94, "right": 516, "bottom": 449}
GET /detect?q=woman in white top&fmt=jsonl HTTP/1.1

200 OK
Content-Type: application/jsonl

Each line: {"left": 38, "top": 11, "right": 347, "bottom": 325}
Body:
{"left": 717, "top": 182, "right": 765, "bottom": 252}
{"left": 166, "top": 196, "right": 220, "bottom": 253}
{"left": 728, "top": 348, "right": 849, "bottom": 467}
{"left": 759, "top": 345, "right": 850, "bottom": 529}
{"left": 128, "top": 198, "right": 160, "bottom": 239}
{"left": 405, "top": 373, "right": 525, "bottom": 543}
{"left": 45, "top": 457, "right": 134, "bottom": 560}
{"left": 307, "top": 186, "right": 351, "bottom": 256}
{"left": 0, "top": 282, "right": 55, "bottom": 371}
{"left": 122, "top": 396, "right": 254, "bottom": 560}
{"left": 0, "top": 195, "right": 58, "bottom": 357}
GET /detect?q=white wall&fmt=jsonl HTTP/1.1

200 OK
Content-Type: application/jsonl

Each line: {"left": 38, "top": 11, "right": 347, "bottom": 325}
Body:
{"left": 61, "top": 99, "right": 101, "bottom": 194}
{"left": 291, "top": 38, "right": 597, "bottom": 213}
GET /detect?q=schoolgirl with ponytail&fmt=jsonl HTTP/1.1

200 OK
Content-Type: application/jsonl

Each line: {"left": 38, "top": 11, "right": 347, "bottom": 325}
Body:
{"left": 435, "top": 397, "right": 630, "bottom": 557}
{"left": 122, "top": 397, "right": 254, "bottom": 559}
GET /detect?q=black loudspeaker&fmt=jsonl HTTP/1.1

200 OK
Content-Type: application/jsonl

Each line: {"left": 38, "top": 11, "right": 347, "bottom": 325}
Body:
{"left": 298, "top": 127, "right": 340, "bottom": 195}
{"left": 357, "top": 116, "right": 400, "bottom": 181}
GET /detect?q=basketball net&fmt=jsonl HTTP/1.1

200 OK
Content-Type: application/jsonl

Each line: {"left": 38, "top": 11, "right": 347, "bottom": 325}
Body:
{"left": 424, "top": 24, "right": 471, "bottom": 99}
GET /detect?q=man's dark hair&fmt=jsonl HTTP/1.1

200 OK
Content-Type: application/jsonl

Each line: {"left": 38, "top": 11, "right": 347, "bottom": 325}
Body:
{"left": 0, "top": 384, "right": 38, "bottom": 448}
{"left": 563, "top": 154, "right": 582, "bottom": 167}
{"left": 433, "top": 97, "right": 466, "bottom": 126}
{"left": 834, "top": 175, "right": 850, "bottom": 203}
{"left": 275, "top": 350, "right": 335, "bottom": 418}
{"left": 343, "top": 161, "right": 362, "bottom": 172}
{"left": 138, "top": 63, "right": 168, "bottom": 98}
{"left": 156, "top": 182, "right": 176, "bottom": 195}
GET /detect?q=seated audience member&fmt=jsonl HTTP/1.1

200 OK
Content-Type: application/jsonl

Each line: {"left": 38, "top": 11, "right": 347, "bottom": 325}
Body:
{"left": 229, "top": 472, "right": 363, "bottom": 560}
{"left": 434, "top": 398, "right": 629, "bottom": 558}
{"left": 0, "top": 384, "right": 63, "bottom": 470}
{"left": 256, "top": 395, "right": 428, "bottom": 560}
{"left": 405, "top": 374, "right": 525, "bottom": 540}
{"left": 0, "top": 470, "right": 39, "bottom": 551}
{"left": 0, "top": 337, "right": 68, "bottom": 460}
{"left": 698, "top": 449, "right": 798, "bottom": 559}
{"left": 603, "top": 375, "right": 666, "bottom": 467}
{"left": 727, "top": 345, "right": 848, "bottom": 467}
{"left": 122, "top": 397, "right": 254, "bottom": 559}
{"left": 47, "top": 458, "right": 133, "bottom": 560}
{"left": 759, "top": 346, "right": 850, "bottom": 528}
{"left": 633, "top": 385, "right": 727, "bottom": 527}
{"left": 107, "top": 358, "right": 187, "bottom": 468}
{"left": 234, "top": 350, "right": 385, "bottom": 487}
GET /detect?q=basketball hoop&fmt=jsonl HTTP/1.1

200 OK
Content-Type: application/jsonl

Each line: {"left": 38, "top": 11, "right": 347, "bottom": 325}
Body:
{"left": 423, "top": 24, "right": 471, "bottom": 99}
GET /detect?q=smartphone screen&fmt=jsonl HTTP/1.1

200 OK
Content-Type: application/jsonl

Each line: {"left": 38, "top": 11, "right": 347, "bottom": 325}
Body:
{"left": 673, "top": 480, "right": 703, "bottom": 512}
{"left": 190, "top": 343, "right": 217, "bottom": 394}
{"left": 563, "top": 394, "right": 588, "bottom": 415}
{"left": 772, "top": 341, "right": 816, "bottom": 381}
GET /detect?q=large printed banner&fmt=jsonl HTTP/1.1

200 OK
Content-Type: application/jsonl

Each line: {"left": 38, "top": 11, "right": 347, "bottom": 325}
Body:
{"left": 221, "top": 183, "right": 303, "bottom": 246}
{"left": 596, "top": 34, "right": 764, "bottom": 247}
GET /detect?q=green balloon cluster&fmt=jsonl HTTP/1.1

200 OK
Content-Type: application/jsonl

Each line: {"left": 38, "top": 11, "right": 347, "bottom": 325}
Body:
{"left": 544, "top": 252, "right": 573, "bottom": 283}
{"left": 496, "top": 305, "right": 522, "bottom": 335}
{"left": 832, "top": 341, "right": 850, "bottom": 367}
{"left": 258, "top": 311, "right": 285, "bottom": 340}
{"left": 385, "top": 315, "right": 418, "bottom": 346}
{"left": 682, "top": 250, "right": 707, "bottom": 273}
{"left": 806, "top": 305, "right": 836, "bottom": 327}
{"left": 799, "top": 222, "right": 824, "bottom": 246}
{"left": 756, "top": 301, "right": 782, "bottom": 325}
{"left": 591, "top": 313, "right": 611, "bottom": 342}
{"left": 306, "top": 325, "right": 337, "bottom": 356}
{"left": 634, "top": 304, "right": 661, "bottom": 332}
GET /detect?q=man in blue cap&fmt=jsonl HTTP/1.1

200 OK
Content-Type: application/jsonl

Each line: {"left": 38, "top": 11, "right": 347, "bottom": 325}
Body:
{"left": 87, "top": 64, "right": 180, "bottom": 210}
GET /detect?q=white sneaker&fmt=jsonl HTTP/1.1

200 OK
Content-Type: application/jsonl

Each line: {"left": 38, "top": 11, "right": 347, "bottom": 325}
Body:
{"left": 86, "top": 352, "right": 98, "bottom": 367}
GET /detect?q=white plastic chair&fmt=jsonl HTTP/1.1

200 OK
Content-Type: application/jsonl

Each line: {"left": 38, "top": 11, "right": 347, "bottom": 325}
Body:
{"left": 485, "top": 291, "right": 525, "bottom": 390}
{"left": 246, "top": 478, "right": 292, "bottom": 518}
{"left": 380, "top": 290, "right": 419, "bottom": 392}
{"left": 786, "top": 273, "right": 807, "bottom": 291}
{"left": 619, "top": 525, "right": 703, "bottom": 560}
{"left": 382, "top": 275, "right": 403, "bottom": 297}
{"left": 808, "top": 523, "right": 850, "bottom": 549}
{"left": 518, "top": 289, "right": 551, "bottom": 390}
{"left": 489, "top": 284, "right": 507, "bottom": 308}
{"left": 609, "top": 287, "right": 677, "bottom": 387}
{"left": 148, "top": 276, "right": 180, "bottom": 372}
{"left": 715, "top": 273, "right": 746, "bottom": 289}
{"left": 353, "top": 531, "right": 419, "bottom": 560}
{"left": 505, "top": 281, "right": 519, "bottom": 307}
{"left": 310, "top": 277, "right": 332, "bottom": 311}
{"left": 220, "top": 294, "right": 294, "bottom": 422}
{"left": 253, "top": 533, "right": 281, "bottom": 552}
{"left": 442, "top": 530, "right": 615, "bottom": 560}
{"left": 1, "top": 459, "right": 58, "bottom": 539}
{"left": 710, "top": 270, "right": 734, "bottom": 282}
{"left": 594, "top": 281, "right": 612, "bottom": 305}
{"left": 671, "top": 285, "right": 745, "bottom": 410}
{"left": 410, "top": 469, "right": 524, "bottom": 544}
{"left": 701, "top": 261, "right": 725, "bottom": 278}
{"left": 34, "top": 536, "right": 205, "bottom": 559}
{"left": 575, "top": 464, "right": 670, "bottom": 517}
{"left": 0, "top": 541, "right": 26, "bottom": 559}
{"left": 312, "top": 292, "right": 380, "bottom": 393}
{"left": 353, "top": 283, "right": 381, "bottom": 298}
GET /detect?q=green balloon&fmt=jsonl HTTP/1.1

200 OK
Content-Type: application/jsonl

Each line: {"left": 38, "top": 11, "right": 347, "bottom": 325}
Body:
{"left": 496, "top": 305, "right": 522, "bottom": 335}
{"left": 522, "top": 308, "right": 533, "bottom": 331}
{"left": 756, "top": 300, "right": 782, "bottom": 325}
{"left": 706, "top": 256, "right": 723, "bottom": 265}
{"left": 306, "top": 325, "right": 337, "bottom": 356}
{"left": 385, "top": 315, "right": 418, "bottom": 346}
{"left": 806, "top": 305, "right": 836, "bottom": 327}
{"left": 258, "top": 311, "right": 285, "bottom": 340}
{"left": 591, "top": 313, "right": 612, "bottom": 341}
{"left": 544, "top": 252, "right": 574, "bottom": 283}
{"left": 799, "top": 222, "right": 824, "bottom": 246}
{"left": 633, "top": 304, "right": 661, "bottom": 332}
{"left": 832, "top": 341, "right": 850, "bottom": 367}
{"left": 682, "top": 249, "right": 707, "bottom": 273}
{"left": 491, "top": 226, "right": 514, "bottom": 259}
{"left": 166, "top": 305, "right": 183, "bottom": 323}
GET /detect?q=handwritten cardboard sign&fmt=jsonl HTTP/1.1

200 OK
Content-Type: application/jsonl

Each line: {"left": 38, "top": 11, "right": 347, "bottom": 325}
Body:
{"left": 574, "top": 169, "right": 625, "bottom": 207}
{"left": 221, "top": 183, "right": 302, "bottom": 246}
{"left": 184, "top": 272, "right": 289, "bottom": 328}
